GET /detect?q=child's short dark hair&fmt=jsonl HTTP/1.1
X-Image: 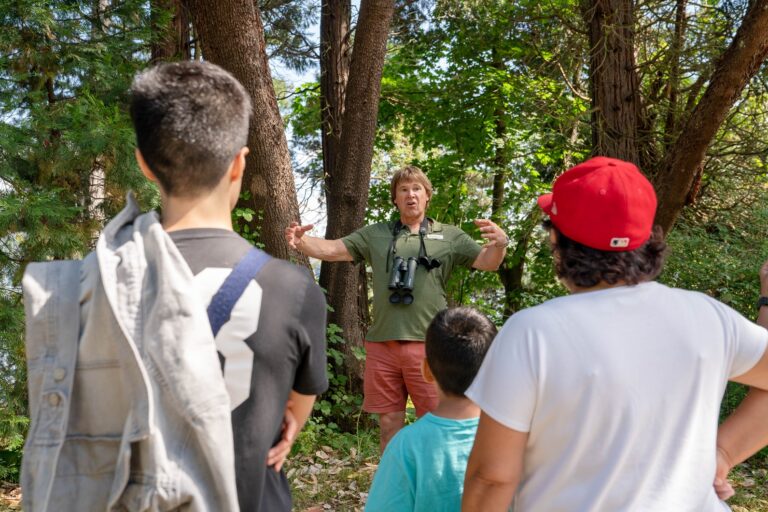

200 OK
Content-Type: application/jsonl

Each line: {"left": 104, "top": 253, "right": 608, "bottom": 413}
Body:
{"left": 425, "top": 307, "right": 497, "bottom": 397}
{"left": 130, "top": 61, "right": 251, "bottom": 197}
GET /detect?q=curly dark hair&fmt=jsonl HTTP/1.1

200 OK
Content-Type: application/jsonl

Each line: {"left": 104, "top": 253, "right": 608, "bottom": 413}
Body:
{"left": 544, "top": 220, "right": 668, "bottom": 288}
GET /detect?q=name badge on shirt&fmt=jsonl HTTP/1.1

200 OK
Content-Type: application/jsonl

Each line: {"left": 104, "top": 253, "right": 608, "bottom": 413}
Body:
{"left": 426, "top": 234, "right": 444, "bottom": 240}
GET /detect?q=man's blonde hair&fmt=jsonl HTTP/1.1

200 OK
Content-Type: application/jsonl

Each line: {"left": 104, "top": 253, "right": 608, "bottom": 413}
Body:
{"left": 390, "top": 165, "right": 433, "bottom": 204}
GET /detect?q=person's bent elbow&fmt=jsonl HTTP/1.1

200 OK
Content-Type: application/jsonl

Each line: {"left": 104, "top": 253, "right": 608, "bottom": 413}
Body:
{"left": 462, "top": 470, "right": 518, "bottom": 511}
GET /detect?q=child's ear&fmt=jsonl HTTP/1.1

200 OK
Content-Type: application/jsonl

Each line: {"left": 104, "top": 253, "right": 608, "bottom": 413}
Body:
{"left": 229, "top": 147, "right": 249, "bottom": 183}
{"left": 421, "top": 359, "right": 435, "bottom": 383}
{"left": 135, "top": 149, "right": 158, "bottom": 183}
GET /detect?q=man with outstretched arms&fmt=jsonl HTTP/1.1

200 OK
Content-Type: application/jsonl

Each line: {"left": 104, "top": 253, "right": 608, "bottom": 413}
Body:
{"left": 285, "top": 166, "right": 508, "bottom": 450}
{"left": 461, "top": 156, "right": 768, "bottom": 511}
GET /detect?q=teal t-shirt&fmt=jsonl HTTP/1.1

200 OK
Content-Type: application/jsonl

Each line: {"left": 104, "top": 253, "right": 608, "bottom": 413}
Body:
{"left": 365, "top": 413, "right": 480, "bottom": 512}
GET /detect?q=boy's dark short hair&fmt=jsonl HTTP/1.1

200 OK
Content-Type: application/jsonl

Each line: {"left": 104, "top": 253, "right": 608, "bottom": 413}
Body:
{"left": 545, "top": 219, "right": 667, "bottom": 288}
{"left": 425, "top": 307, "right": 497, "bottom": 397}
{"left": 130, "top": 61, "right": 251, "bottom": 197}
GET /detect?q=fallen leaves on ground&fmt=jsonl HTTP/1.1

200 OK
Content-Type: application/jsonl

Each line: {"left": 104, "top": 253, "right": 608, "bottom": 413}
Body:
{"left": 0, "top": 482, "right": 21, "bottom": 511}
{"left": 3, "top": 454, "right": 767, "bottom": 511}
{"left": 288, "top": 444, "right": 378, "bottom": 512}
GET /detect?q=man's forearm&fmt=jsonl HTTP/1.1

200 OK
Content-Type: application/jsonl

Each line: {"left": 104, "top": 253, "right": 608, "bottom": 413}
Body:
{"left": 295, "top": 235, "right": 352, "bottom": 262}
{"left": 287, "top": 390, "right": 316, "bottom": 431}
{"left": 473, "top": 245, "right": 506, "bottom": 271}
{"left": 717, "top": 388, "right": 768, "bottom": 469}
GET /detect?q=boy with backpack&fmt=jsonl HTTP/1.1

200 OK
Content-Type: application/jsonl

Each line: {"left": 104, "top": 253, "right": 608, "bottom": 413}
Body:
{"left": 22, "top": 61, "right": 327, "bottom": 511}
{"left": 364, "top": 307, "right": 497, "bottom": 511}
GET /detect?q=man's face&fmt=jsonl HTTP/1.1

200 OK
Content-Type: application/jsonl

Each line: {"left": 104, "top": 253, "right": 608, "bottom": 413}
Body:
{"left": 393, "top": 179, "right": 430, "bottom": 220}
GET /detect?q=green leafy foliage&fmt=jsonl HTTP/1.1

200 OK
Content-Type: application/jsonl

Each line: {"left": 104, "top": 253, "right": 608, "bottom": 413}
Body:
{"left": 232, "top": 190, "right": 265, "bottom": 249}
{"left": 0, "top": 0, "right": 158, "bottom": 482}
{"left": 308, "top": 320, "right": 366, "bottom": 436}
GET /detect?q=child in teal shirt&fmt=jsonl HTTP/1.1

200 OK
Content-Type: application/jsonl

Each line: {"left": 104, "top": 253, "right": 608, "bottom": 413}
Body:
{"left": 365, "top": 307, "right": 497, "bottom": 511}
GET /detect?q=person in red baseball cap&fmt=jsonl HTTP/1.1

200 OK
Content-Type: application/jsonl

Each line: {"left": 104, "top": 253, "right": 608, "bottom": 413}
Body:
{"left": 462, "top": 156, "right": 768, "bottom": 511}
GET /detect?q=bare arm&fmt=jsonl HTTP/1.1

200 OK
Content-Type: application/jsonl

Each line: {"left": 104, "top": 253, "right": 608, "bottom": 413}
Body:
{"left": 285, "top": 222, "right": 353, "bottom": 262}
{"left": 714, "top": 259, "right": 768, "bottom": 497}
{"left": 267, "top": 391, "right": 315, "bottom": 472}
{"left": 462, "top": 412, "right": 528, "bottom": 511}
{"left": 717, "top": 388, "right": 768, "bottom": 467}
{"left": 266, "top": 391, "right": 317, "bottom": 471}
{"left": 471, "top": 219, "right": 508, "bottom": 272}
{"left": 729, "top": 258, "right": 768, "bottom": 390}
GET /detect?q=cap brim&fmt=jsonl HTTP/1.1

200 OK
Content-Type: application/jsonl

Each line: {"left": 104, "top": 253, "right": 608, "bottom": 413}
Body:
{"left": 537, "top": 193, "right": 554, "bottom": 215}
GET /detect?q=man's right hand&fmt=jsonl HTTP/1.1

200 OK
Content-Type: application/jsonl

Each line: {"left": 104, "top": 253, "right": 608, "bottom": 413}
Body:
{"left": 285, "top": 222, "right": 314, "bottom": 251}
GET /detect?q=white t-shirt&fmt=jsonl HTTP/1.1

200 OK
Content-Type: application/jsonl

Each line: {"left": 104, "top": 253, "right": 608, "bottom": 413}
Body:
{"left": 466, "top": 282, "right": 767, "bottom": 512}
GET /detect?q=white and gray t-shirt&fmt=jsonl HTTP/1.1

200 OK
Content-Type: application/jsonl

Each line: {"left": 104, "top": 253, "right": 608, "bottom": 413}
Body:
{"left": 467, "top": 281, "right": 767, "bottom": 512}
{"left": 170, "top": 228, "right": 328, "bottom": 512}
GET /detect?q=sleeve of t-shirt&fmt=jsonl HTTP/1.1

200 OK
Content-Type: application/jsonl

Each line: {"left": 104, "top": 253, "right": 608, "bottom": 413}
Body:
{"left": 292, "top": 277, "right": 329, "bottom": 395}
{"left": 465, "top": 314, "right": 538, "bottom": 433}
{"left": 341, "top": 225, "right": 376, "bottom": 265}
{"left": 451, "top": 227, "right": 482, "bottom": 269}
{"left": 715, "top": 300, "right": 768, "bottom": 379}
{"left": 364, "top": 431, "right": 415, "bottom": 512}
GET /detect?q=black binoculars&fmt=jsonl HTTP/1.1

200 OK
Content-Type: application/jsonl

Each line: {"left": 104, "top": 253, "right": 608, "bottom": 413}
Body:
{"left": 388, "top": 256, "right": 417, "bottom": 305}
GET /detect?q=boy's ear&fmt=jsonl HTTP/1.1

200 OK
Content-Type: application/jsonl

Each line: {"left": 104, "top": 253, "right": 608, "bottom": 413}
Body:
{"left": 421, "top": 359, "right": 435, "bottom": 383}
{"left": 229, "top": 147, "right": 249, "bottom": 183}
{"left": 135, "top": 148, "right": 158, "bottom": 183}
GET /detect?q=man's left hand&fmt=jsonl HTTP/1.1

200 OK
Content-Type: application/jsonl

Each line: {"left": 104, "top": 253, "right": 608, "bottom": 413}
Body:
{"left": 475, "top": 219, "right": 509, "bottom": 249}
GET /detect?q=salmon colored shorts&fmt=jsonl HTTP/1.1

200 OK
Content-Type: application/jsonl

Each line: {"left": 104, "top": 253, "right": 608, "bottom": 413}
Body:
{"left": 363, "top": 340, "right": 438, "bottom": 417}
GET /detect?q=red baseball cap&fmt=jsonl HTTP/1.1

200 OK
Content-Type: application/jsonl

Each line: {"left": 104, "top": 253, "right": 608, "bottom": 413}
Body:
{"left": 537, "top": 157, "right": 657, "bottom": 251}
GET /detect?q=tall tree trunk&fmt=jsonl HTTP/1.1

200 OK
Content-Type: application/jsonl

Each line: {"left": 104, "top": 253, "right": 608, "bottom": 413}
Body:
{"left": 187, "top": 0, "right": 308, "bottom": 262}
{"left": 151, "top": 0, "right": 191, "bottom": 62}
{"left": 582, "top": 0, "right": 642, "bottom": 164}
{"left": 653, "top": 0, "right": 768, "bottom": 233}
{"left": 320, "top": 0, "right": 396, "bottom": 389}
{"left": 318, "top": 0, "right": 369, "bottom": 400}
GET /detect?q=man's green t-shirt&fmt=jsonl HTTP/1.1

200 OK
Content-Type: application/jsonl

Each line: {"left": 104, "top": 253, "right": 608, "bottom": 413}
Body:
{"left": 341, "top": 220, "right": 482, "bottom": 342}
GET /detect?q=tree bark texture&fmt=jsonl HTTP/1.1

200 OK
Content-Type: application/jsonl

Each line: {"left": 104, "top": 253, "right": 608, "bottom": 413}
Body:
{"left": 320, "top": 0, "right": 395, "bottom": 386}
{"left": 151, "top": 0, "right": 192, "bottom": 62}
{"left": 653, "top": 0, "right": 768, "bottom": 233}
{"left": 583, "top": 0, "right": 642, "bottom": 164}
{"left": 320, "top": 0, "right": 351, "bottom": 184}
{"left": 662, "top": 0, "right": 687, "bottom": 149}
{"left": 318, "top": 0, "right": 370, "bottom": 397}
{"left": 187, "top": 0, "right": 308, "bottom": 262}
{"left": 88, "top": 0, "right": 110, "bottom": 230}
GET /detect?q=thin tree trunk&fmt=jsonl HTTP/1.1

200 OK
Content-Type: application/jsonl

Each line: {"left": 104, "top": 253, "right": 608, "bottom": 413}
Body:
{"left": 318, "top": 0, "right": 370, "bottom": 402}
{"left": 87, "top": 0, "right": 110, "bottom": 231}
{"left": 320, "top": 0, "right": 396, "bottom": 386}
{"left": 662, "top": 0, "right": 687, "bottom": 149}
{"left": 151, "top": 0, "right": 191, "bottom": 62}
{"left": 499, "top": 208, "right": 541, "bottom": 317}
{"left": 653, "top": 0, "right": 768, "bottom": 233}
{"left": 320, "top": 0, "right": 351, "bottom": 184}
{"left": 582, "top": 0, "right": 641, "bottom": 164}
{"left": 187, "top": 0, "right": 308, "bottom": 262}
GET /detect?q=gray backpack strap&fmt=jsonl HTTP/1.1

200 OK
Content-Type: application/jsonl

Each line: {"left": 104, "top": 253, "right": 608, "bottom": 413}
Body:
{"left": 21, "top": 260, "right": 82, "bottom": 511}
